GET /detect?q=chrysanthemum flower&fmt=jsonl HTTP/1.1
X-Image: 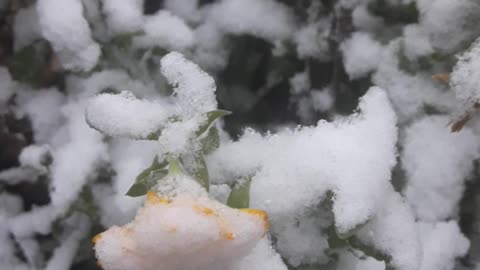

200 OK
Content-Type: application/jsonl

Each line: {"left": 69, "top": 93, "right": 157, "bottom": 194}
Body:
{"left": 93, "top": 192, "right": 268, "bottom": 270}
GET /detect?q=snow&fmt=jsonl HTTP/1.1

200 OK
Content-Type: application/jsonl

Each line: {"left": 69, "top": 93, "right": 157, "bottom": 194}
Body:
{"left": 275, "top": 215, "right": 329, "bottom": 266}
{"left": 372, "top": 41, "right": 457, "bottom": 122}
{"left": 155, "top": 173, "right": 208, "bottom": 198}
{"left": 102, "top": 0, "right": 144, "bottom": 35}
{"left": 45, "top": 216, "right": 89, "bottom": 270}
{"left": 209, "top": 0, "right": 295, "bottom": 41}
{"left": 451, "top": 38, "right": 480, "bottom": 105}
{"left": 36, "top": 0, "right": 101, "bottom": 71}
{"left": 402, "top": 116, "right": 480, "bottom": 221}
{"left": 418, "top": 221, "right": 470, "bottom": 270}
{"left": 294, "top": 21, "right": 330, "bottom": 60}
{"left": 289, "top": 71, "right": 310, "bottom": 95}
{"left": 164, "top": 0, "right": 202, "bottom": 23}
{"left": 157, "top": 118, "right": 199, "bottom": 157}
{"left": 15, "top": 88, "right": 65, "bottom": 143}
{"left": 311, "top": 88, "right": 334, "bottom": 112}
{"left": 402, "top": 24, "right": 434, "bottom": 60}
{"left": 192, "top": 22, "right": 229, "bottom": 71}
{"left": 208, "top": 87, "right": 398, "bottom": 235}
{"left": 160, "top": 51, "right": 217, "bottom": 118}
{"left": 96, "top": 139, "right": 157, "bottom": 227}
{"left": 341, "top": 32, "right": 384, "bottom": 79}
{"left": 337, "top": 250, "right": 385, "bottom": 270}
{"left": 0, "top": 193, "right": 25, "bottom": 270}
{"left": 19, "top": 144, "right": 50, "bottom": 169}
{"left": 94, "top": 193, "right": 268, "bottom": 270}
{"left": 6, "top": 2, "right": 480, "bottom": 269}
{"left": 86, "top": 91, "right": 173, "bottom": 139}
{"left": 133, "top": 11, "right": 195, "bottom": 51}
{"left": 356, "top": 188, "right": 422, "bottom": 270}
{"left": 13, "top": 5, "right": 41, "bottom": 51}
{"left": 230, "top": 238, "right": 288, "bottom": 270}
{"left": 416, "top": 0, "right": 480, "bottom": 53}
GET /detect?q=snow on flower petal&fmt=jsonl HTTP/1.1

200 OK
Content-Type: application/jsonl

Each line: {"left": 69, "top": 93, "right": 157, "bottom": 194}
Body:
{"left": 94, "top": 192, "right": 268, "bottom": 270}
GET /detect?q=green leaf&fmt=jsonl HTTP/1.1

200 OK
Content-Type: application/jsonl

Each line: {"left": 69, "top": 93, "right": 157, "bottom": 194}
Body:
{"left": 227, "top": 176, "right": 252, "bottom": 209}
{"left": 190, "top": 154, "right": 209, "bottom": 191}
{"left": 9, "top": 40, "right": 51, "bottom": 86}
{"left": 196, "top": 110, "right": 231, "bottom": 137}
{"left": 326, "top": 225, "right": 349, "bottom": 249}
{"left": 126, "top": 157, "right": 168, "bottom": 197}
{"left": 200, "top": 126, "right": 220, "bottom": 155}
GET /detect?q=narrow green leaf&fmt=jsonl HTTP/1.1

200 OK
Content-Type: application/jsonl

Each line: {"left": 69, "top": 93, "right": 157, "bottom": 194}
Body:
{"left": 191, "top": 154, "right": 209, "bottom": 191}
{"left": 126, "top": 157, "right": 168, "bottom": 197}
{"left": 227, "top": 176, "right": 252, "bottom": 209}
{"left": 200, "top": 126, "right": 220, "bottom": 155}
{"left": 195, "top": 110, "right": 231, "bottom": 137}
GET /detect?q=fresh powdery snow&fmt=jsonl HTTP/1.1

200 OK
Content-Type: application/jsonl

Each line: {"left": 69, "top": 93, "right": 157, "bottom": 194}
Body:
{"left": 86, "top": 91, "right": 173, "bottom": 139}
{"left": 101, "top": 0, "right": 144, "bottom": 35}
{"left": 402, "top": 116, "right": 480, "bottom": 221}
{"left": 341, "top": 32, "right": 384, "bottom": 79}
{"left": 209, "top": 0, "right": 295, "bottom": 41}
{"left": 133, "top": 10, "right": 195, "bottom": 51}
{"left": 94, "top": 192, "right": 270, "bottom": 270}
{"left": 6, "top": 1, "right": 480, "bottom": 270}
{"left": 208, "top": 87, "right": 398, "bottom": 235}
{"left": 451, "top": 38, "right": 480, "bottom": 105}
{"left": 36, "top": 0, "right": 100, "bottom": 71}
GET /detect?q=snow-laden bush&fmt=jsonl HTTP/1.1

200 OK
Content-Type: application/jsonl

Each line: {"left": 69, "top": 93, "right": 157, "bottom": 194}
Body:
{"left": 2, "top": 1, "right": 480, "bottom": 270}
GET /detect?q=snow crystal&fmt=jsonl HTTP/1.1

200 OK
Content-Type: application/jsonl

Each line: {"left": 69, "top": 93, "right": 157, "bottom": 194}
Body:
{"left": 94, "top": 193, "right": 268, "bottom": 270}
{"left": 208, "top": 87, "right": 398, "bottom": 235}
{"left": 209, "top": 0, "right": 295, "bottom": 41}
{"left": 133, "top": 10, "right": 195, "bottom": 52}
{"left": 86, "top": 91, "right": 173, "bottom": 139}
{"left": 451, "top": 38, "right": 480, "bottom": 105}
{"left": 36, "top": 0, "right": 100, "bottom": 71}
{"left": 102, "top": 0, "right": 144, "bottom": 34}
{"left": 341, "top": 32, "right": 384, "bottom": 79}
{"left": 402, "top": 116, "right": 480, "bottom": 221}
{"left": 160, "top": 51, "right": 217, "bottom": 118}
{"left": 418, "top": 221, "right": 469, "bottom": 270}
